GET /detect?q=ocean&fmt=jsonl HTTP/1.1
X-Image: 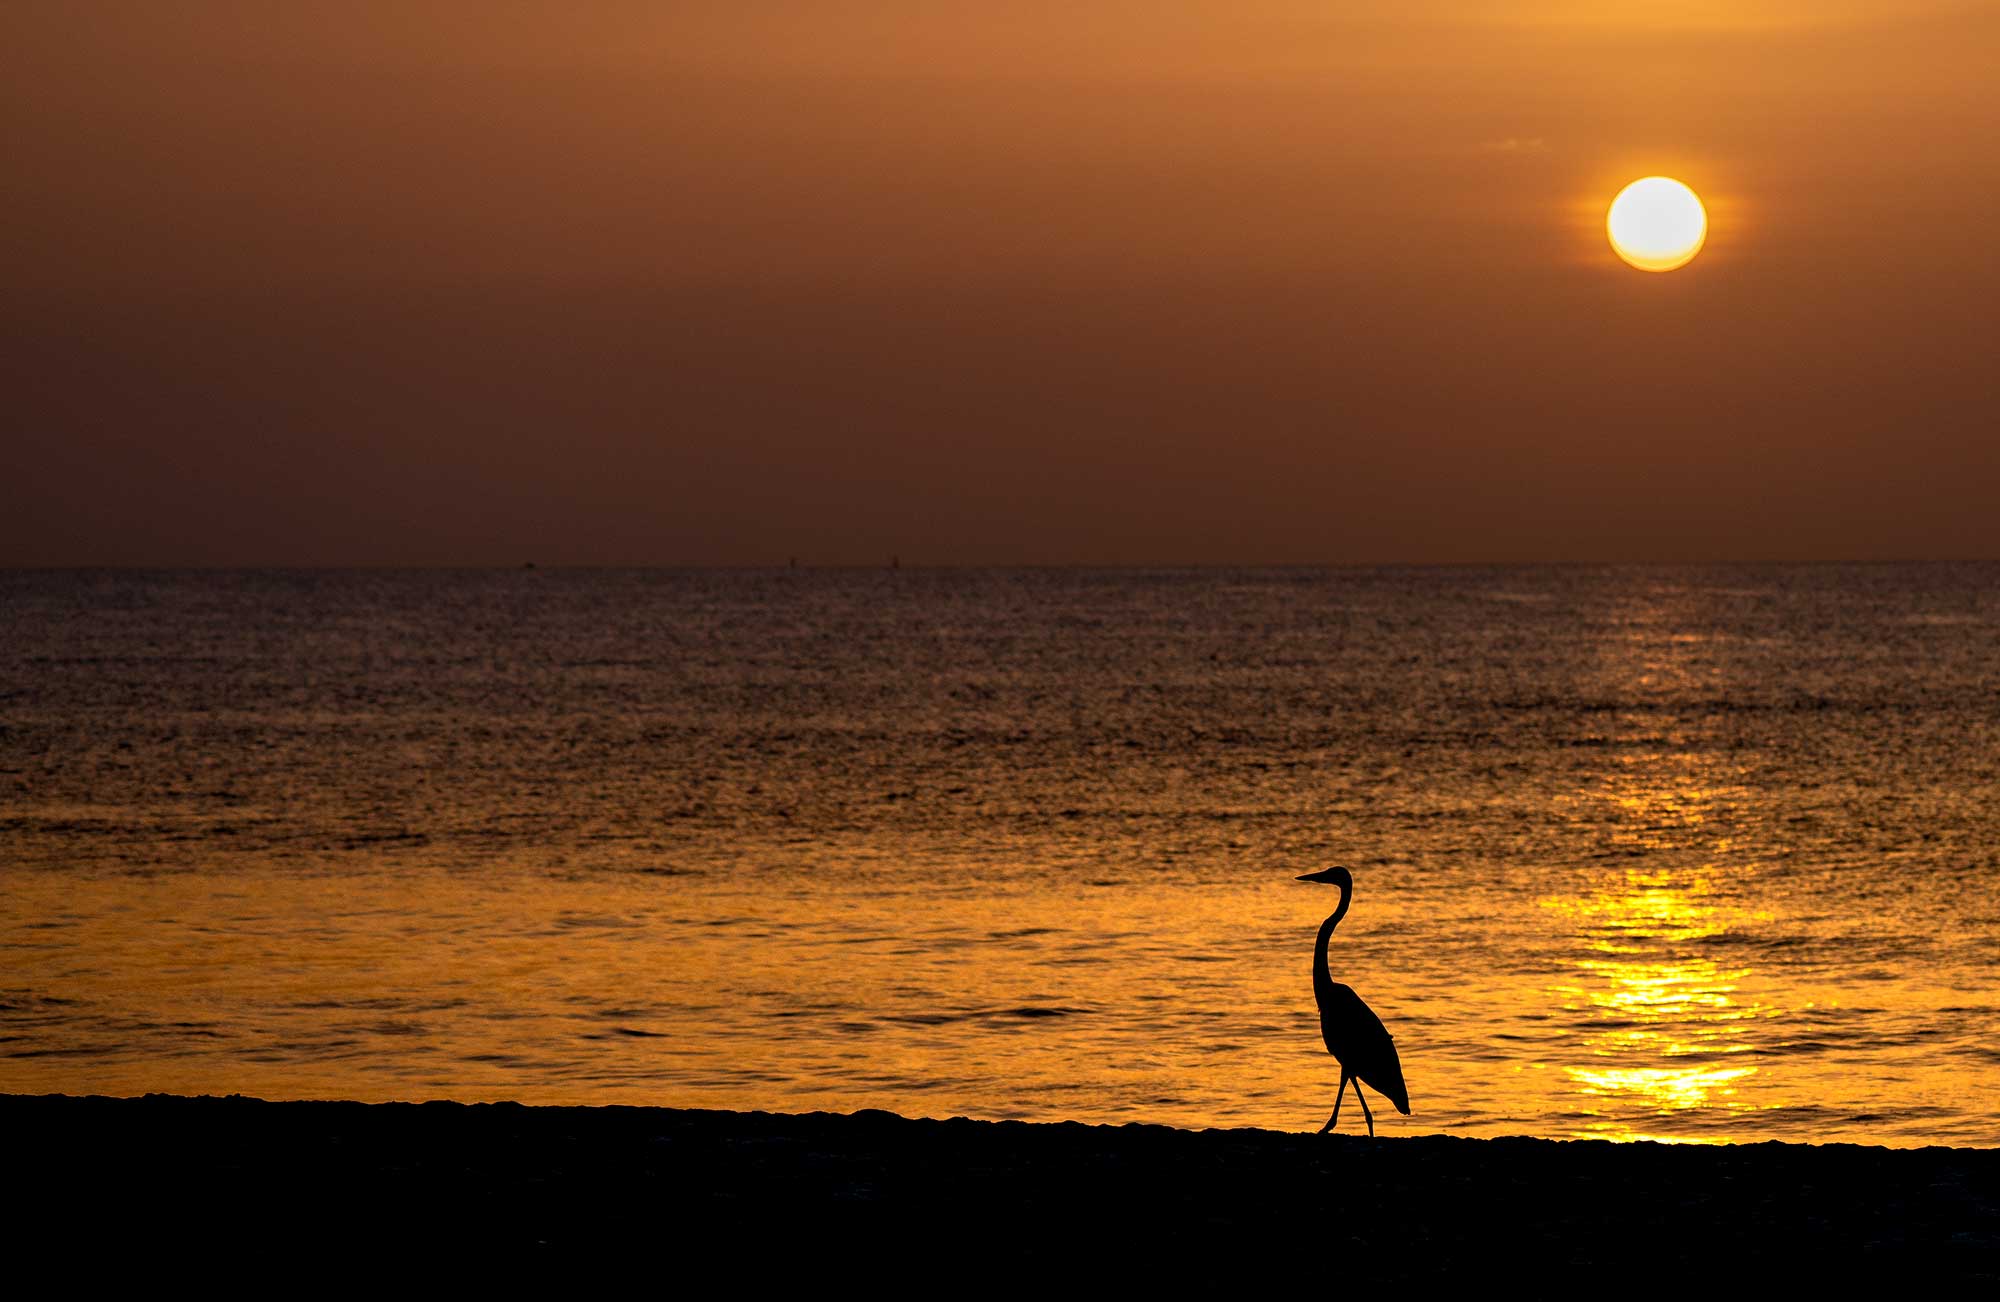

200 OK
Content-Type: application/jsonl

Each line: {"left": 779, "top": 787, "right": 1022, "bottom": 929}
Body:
{"left": 4, "top": 565, "right": 1997, "bottom": 1145}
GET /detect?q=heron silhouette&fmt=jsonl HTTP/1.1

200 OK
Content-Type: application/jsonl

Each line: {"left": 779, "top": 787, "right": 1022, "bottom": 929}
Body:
{"left": 1297, "top": 866, "right": 1409, "bottom": 1136}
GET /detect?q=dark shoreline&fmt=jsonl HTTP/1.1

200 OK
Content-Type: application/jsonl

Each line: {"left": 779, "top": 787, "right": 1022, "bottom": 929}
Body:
{"left": 8, "top": 1093, "right": 1996, "bottom": 1280}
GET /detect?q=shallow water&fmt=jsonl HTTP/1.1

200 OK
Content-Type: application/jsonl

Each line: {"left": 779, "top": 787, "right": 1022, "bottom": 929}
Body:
{"left": 4, "top": 566, "right": 1997, "bottom": 1144}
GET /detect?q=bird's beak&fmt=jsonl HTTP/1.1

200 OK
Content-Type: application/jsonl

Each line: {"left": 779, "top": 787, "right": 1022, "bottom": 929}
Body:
{"left": 1295, "top": 867, "right": 1344, "bottom": 883}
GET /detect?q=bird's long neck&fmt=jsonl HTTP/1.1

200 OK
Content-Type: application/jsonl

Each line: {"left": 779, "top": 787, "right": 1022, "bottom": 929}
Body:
{"left": 1312, "top": 882, "right": 1352, "bottom": 1001}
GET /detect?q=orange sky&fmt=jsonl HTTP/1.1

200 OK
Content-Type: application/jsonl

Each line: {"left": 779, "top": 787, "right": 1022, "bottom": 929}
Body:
{"left": 5, "top": 3, "right": 1996, "bottom": 564}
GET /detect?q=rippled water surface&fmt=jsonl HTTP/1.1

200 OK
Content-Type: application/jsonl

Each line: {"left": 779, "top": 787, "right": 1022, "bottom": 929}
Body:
{"left": 4, "top": 567, "right": 1998, "bottom": 1145}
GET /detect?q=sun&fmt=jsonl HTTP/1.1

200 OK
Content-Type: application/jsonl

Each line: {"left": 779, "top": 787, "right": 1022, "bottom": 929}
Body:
{"left": 1606, "top": 177, "right": 1707, "bottom": 273}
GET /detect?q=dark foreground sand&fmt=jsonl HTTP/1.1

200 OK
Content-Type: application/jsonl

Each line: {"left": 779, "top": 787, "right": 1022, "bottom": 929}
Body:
{"left": 7, "top": 1093, "right": 1995, "bottom": 1281}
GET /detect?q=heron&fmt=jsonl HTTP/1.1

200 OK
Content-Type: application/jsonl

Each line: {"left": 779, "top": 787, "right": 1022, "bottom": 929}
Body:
{"left": 1297, "top": 865, "right": 1409, "bottom": 1137}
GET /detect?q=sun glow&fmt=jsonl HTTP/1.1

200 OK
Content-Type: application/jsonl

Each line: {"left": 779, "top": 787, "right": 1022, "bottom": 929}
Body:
{"left": 1606, "top": 176, "right": 1708, "bottom": 272}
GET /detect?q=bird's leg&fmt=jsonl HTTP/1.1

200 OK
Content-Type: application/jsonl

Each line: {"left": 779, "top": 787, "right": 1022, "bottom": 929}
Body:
{"left": 1357, "top": 1087, "right": 1376, "bottom": 1138}
{"left": 1319, "top": 1074, "right": 1349, "bottom": 1134}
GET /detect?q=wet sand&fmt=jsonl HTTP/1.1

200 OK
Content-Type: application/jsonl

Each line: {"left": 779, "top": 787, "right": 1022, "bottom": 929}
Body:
{"left": 7, "top": 1093, "right": 1994, "bottom": 1281}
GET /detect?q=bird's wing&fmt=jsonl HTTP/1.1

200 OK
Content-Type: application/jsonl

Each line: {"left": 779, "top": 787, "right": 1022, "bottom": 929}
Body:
{"left": 1322, "top": 984, "right": 1410, "bottom": 1114}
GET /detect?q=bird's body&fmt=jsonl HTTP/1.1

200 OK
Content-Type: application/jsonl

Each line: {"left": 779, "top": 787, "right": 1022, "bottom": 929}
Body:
{"left": 1300, "top": 866, "right": 1409, "bottom": 1135}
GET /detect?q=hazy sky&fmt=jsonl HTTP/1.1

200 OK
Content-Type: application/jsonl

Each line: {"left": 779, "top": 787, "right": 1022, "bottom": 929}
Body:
{"left": 6, "top": 2, "right": 1996, "bottom": 564}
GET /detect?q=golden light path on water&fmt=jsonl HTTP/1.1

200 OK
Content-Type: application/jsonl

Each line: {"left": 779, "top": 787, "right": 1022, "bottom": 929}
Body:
{"left": 1540, "top": 584, "right": 1784, "bottom": 1142}
{"left": 1546, "top": 867, "right": 1765, "bottom": 1142}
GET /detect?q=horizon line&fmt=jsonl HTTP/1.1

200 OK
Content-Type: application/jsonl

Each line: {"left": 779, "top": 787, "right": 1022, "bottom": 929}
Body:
{"left": 6, "top": 556, "right": 1999, "bottom": 573}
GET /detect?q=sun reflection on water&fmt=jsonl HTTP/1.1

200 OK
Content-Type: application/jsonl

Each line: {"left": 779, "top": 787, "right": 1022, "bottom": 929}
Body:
{"left": 1546, "top": 590, "right": 1781, "bottom": 1141}
{"left": 1547, "top": 869, "right": 1768, "bottom": 1143}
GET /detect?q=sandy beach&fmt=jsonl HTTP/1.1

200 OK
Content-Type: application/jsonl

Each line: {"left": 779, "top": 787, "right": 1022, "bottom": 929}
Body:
{"left": 7, "top": 1093, "right": 1993, "bottom": 1280}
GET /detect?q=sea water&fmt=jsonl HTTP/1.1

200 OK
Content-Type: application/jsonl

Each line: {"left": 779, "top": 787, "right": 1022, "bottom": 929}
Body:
{"left": 4, "top": 566, "right": 1997, "bottom": 1145}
